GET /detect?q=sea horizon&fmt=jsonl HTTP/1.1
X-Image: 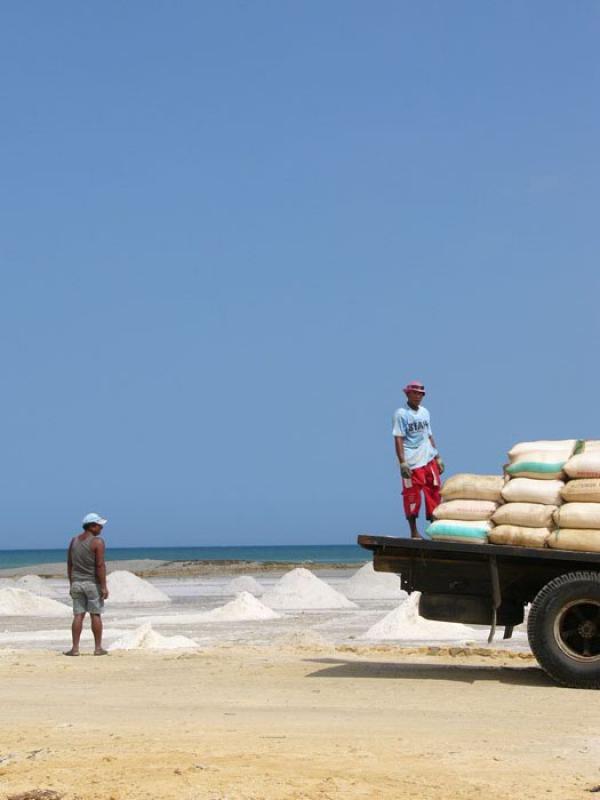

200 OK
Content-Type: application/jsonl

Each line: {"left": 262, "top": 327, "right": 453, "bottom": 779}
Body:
{"left": 0, "top": 543, "right": 374, "bottom": 570}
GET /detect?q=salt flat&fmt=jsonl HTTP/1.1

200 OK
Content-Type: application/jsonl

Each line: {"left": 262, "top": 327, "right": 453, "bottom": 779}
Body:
{"left": 0, "top": 568, "right": 529, "bottom": 653}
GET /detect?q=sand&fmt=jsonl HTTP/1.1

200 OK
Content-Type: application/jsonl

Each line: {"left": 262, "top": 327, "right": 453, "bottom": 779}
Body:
{"left": 0, "top": 644, "right": 596, "bottom": 800}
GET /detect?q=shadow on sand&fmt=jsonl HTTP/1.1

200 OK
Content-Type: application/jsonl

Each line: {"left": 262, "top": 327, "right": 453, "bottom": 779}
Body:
{"left": 304, "top": 657, "right": 555, "bottom": 687}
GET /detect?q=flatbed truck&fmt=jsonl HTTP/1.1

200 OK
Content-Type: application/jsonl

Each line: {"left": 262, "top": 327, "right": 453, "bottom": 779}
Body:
{"left": 357, "top": 534, "right": 600, "bottom": 689}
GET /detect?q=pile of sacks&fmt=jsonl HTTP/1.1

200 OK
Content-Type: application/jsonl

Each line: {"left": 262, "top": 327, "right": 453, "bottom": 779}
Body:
{"left": 489, "top": 439, "right": 577, "bottom": 548}
{"left": 424, "top": 439, "right": 600, "bottom": 553}
{"left": 426, "top": 474, "right": 505, "bottom": 544}
{"left": 548, "top": 440, "right": 600, "bottom": 552}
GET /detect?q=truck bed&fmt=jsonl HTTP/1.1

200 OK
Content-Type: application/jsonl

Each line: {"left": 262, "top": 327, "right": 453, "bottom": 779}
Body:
{"left": 357, "top": 534, "right": 600, "bottom": 628}
{"left": 358, "top": 534, "right": 600, "bottom": 566}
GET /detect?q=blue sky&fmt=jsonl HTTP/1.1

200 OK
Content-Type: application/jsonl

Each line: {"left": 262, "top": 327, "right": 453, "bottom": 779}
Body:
{"left": 1, "top": 2, "right": 599, "bottom": 548}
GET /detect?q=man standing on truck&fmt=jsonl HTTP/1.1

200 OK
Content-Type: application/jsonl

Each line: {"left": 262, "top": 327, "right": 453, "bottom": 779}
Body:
{"left": 393, "top": 381, "right": 444, "bottom": 539}
{"left": 64, "top": 512, "right": 109, "bottom": 656}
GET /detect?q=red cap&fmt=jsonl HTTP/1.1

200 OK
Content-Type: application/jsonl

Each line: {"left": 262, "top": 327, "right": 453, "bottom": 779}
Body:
{"left": 404, "top": 381, "right": 425, "bottom": 395}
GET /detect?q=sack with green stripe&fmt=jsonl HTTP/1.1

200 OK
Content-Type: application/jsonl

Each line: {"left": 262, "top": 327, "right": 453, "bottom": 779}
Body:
{"left": 426, "top": 519, "right": 491, "bottom": 544}
{"left": 506, "top": 440, "right": 578, "bottom": 481}
{"left": 505, "top": 451, "right": 568, "bottom": 480}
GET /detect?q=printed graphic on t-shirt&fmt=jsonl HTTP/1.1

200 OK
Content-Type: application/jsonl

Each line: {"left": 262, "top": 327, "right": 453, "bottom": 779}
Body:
{"left": 392, "top": 404, "right": 437, "bottom": 469}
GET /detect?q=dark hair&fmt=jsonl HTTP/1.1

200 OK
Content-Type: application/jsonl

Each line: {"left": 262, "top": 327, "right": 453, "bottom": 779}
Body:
{"left": 82, "top": 523, "right": 94, "bottom": 531}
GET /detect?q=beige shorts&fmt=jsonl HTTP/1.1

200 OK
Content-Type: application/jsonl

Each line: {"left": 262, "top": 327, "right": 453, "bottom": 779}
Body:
{"left": 70, "top": 581, "right": 104, "bottom": 615}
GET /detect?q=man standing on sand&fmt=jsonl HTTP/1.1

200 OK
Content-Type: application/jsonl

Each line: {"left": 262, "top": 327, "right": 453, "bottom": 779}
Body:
{"left": 393, "top": 381, "right": 444, "bottom": 539}
{"left": 64, "top": 513, "right": 109, "bottom": 656}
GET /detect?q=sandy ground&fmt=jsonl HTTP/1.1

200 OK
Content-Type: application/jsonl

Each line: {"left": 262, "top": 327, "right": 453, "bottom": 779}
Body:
{"left": 0, "top": 644, "right": 598, "bottom": 800}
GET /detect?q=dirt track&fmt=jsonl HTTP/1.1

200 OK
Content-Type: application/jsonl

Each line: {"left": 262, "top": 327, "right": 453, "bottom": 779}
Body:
{"left": 0, "top": 645, "right": 598, "bottom": 800}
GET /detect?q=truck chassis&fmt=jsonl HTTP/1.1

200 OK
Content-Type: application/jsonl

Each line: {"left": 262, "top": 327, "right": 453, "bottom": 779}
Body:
{"left": 358, "top": 535, "right": 600, "bottom": 689}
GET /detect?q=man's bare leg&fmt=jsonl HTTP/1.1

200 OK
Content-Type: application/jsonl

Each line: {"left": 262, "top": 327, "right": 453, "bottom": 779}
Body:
{"left": 91, "top": 613, "right": 107, "bottom": 655}
{"left": 65, "top": 612, "right": 85, "bottom": 655}
{"left": 91, "top": 613, "right": 103, "bottom": 650}
{"left": 408, "top": 516, "right": 422, "bottom": 540}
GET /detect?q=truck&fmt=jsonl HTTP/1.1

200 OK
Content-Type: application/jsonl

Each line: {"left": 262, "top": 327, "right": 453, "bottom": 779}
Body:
{"left": 357, "top": 534, "right": 600, "bottom": 689}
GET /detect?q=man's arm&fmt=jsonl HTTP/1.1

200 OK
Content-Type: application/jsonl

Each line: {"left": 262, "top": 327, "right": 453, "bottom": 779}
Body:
{"left": 394, "top": 437, "right": 412, "bottom": 478}
{"left": 67, "top": 539, "right": 74, "bottom": 584}
{"left": 395, "top": 436, "right": 405, "bottom": 464}
{"left": 92, "top": 538, "right": 109, "bottom": 599}
{"left": 429, "top": 435, "right": 445, "bottom": 474}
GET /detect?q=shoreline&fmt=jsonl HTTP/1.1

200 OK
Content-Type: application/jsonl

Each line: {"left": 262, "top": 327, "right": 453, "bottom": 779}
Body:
{"left": 0, "top": 558, "right": 365, "bottom": 580}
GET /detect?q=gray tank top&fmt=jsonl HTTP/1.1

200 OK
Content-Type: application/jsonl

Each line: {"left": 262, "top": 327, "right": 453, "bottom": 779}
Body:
{"left": 70, "top": 535, "right": 101, "bottom": 582}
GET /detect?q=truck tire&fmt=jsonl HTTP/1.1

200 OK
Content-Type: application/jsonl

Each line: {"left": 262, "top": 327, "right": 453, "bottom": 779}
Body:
{"left": 528, "top": 571, "right": 600, "bottom": 689}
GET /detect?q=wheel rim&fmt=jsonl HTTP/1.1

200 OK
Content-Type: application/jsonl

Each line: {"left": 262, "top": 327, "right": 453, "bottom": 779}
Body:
{"left": 554, "top": 599, "right": 600, "bottom": 663}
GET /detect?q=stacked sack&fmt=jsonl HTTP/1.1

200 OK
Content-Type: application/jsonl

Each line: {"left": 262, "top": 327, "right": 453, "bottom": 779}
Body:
{"left": 489, "top": 440, "right": 578, "bottom": 548}
{"left": 548, "top": 441, "right": 600, "bottom": 552}
{"left": 427, "top": 474, "right": 505, "bottom": 544}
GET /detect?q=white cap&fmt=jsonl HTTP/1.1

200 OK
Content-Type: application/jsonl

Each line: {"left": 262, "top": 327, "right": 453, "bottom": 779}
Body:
{"left": 82, "top": 512, "right": 108, "bottom": 527}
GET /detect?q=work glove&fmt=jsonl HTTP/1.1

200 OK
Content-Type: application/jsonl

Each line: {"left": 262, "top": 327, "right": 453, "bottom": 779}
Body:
{"left": 436, "top": 456, "right": 445, "bottom": 474}
{"left": 400, "top": 462, "right": 412, "bottom": 479}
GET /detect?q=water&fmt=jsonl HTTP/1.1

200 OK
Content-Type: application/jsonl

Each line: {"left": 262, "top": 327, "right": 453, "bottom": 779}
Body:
{"left": 0, "top": 544, "right": 368, "bottom": 570}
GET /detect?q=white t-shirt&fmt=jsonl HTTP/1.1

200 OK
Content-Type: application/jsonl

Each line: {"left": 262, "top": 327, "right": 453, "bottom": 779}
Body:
{"left": 392, "top": 404, "right": 437, "bottom": 469}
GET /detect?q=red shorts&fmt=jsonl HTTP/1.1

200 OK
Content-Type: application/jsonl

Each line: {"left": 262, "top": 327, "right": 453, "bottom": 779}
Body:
{"left": 402, "top": 458, "right": 441, "bottom": 520}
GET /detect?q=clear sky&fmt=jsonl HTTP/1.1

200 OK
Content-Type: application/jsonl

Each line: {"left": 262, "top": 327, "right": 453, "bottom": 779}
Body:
{"left": 1, "top": 2, "right": 599, "bottom": 549}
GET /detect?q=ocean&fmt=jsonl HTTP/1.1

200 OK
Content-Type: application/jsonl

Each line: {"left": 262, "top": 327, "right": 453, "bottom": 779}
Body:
{"left": 0, "top": 544, "right": 369, "bottom": 570}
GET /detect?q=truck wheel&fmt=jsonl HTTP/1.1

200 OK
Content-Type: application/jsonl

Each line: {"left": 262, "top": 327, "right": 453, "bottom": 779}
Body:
{"left": 528, "top": 571, "right": 600, "bottom": 689}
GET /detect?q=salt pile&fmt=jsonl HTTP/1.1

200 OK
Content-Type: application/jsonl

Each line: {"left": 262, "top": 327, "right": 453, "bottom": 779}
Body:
{"left": 262, "top": 568, "right": 357, "bottom": 610}
{"left": 362, "top": 593, "right": 480, "bottom": 641}
{"left": 225, "top": 576, "right": 264, "bottom": 596}
{"left": 201, "top": 592, "right": 280, "bottom": 621}
{"left": 342, "top": 562, "right": 407, "bottom": 600}
{"left": 107, "top": 571, "right": 171, "bottom": 604}
{"left": 0, "top": 588, "right": 71, "bottom": 617}
{"left": 16, "top": 575, "right": 58, "bottom": 598}
{"left": 109, "top": 622, "right": 198, "bottom": 651}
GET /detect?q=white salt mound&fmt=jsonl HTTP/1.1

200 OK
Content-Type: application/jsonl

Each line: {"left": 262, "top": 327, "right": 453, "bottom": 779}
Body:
{"left": 362, "top": 593, "right": 481, "bottom": 641}
{"left": 201, "top": 592, "right": 280, "bottom": 621}
{"left": 0, "top": 588, "right": 71, "bottom": 617}
{"left": 107, "top": 571, "right": 171, "bottom": 604}
{"left": 262, "top": 568, "right": 357, "bottom": 610}
{"left": 225, "top": 575, "right": 264, "bottom": 596}
{"left": 16, "top": 575, "right": 58, "bottom": 598}
{"left": 109, "top": 622, "right": 198, "bottom": 651}
{"left": 342, "top": 562, "right": 407, "bottom": 600}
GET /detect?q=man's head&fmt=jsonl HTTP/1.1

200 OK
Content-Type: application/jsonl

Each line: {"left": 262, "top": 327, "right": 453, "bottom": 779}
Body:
{"left": 82, "top": 512, "right": 107, "bottom": 536}
{"left": 404, "top": 380, "right": 426, "bottom": 408}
